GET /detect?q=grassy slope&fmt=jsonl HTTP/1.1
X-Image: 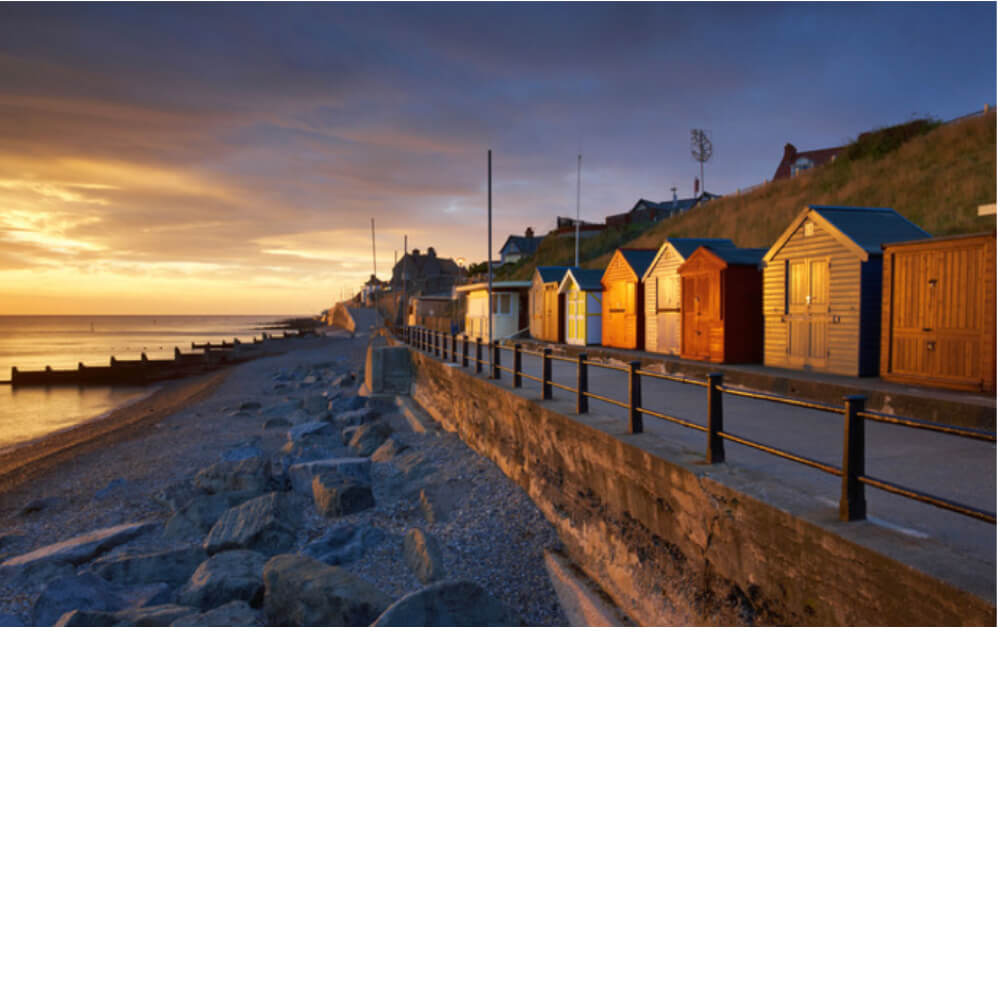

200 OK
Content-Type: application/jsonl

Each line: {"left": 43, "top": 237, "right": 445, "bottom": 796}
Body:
{"left": 503, "top": 112, "right": 996, "bottom": 276}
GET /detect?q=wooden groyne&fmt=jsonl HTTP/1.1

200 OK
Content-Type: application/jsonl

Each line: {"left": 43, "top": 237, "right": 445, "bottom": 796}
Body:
{"left": 6, "top": 328, "right": 323, "bottom": 388}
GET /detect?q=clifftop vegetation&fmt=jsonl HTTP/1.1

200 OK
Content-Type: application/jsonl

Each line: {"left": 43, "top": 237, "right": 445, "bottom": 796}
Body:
{"left": 499, "top": 110, "right": 996, "bottom": 277}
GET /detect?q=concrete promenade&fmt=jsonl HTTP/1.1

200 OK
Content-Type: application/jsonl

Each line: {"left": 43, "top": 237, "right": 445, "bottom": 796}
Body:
{"left": 401, "top": 332, "right": 997, "bottom": 599}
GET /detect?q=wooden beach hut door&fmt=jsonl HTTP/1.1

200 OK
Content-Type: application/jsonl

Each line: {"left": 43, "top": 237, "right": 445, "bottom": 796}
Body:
{"left": 656, "top": 275, "right": 681, "bottom": 354}
{"left": 786, "top": 259, "right": 829, "bottom": 368}
{"left": 889, "top": 245, "right": 984, "bottom": 386}
{"left": 682, "top": 272, "right": 715, "bottom": 361}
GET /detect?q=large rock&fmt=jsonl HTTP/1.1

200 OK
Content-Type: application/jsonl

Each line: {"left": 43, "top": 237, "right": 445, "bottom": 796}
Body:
{"left": 344, "top": 420, "right": 391, "bottom": 456}
{"left": 365, "top": 343, "right": 412, "bottom": 394}
{"left": 403, "top": 528, "right": 445, "bottom": 583}
{"left": 419, "top": 481, "right": 465, "bottom": 524}
{"left": 204, "top": 492, "right": 302, "bottom": 557}
{"left": 172, "top": 601, "right": 261, "bottom": 627}
{"left": 262, "top": 554, "right": 392, "bottom": 626}
{"left": 370, "top": 437, "right": 409, "bottom": 463}
{"left": 331, "top": 407, "right": 377, "bottom": 429}
{"left": 92, "top": 545, "right": 205, "bottom": 587}
{"left": 302, "top": 393, "right": 330, "bottom": 416}
{"left": 193, "top": 454, "right": 275, "bottom": 501}
{"left": 31, "top": 571, "right": 125, "bottom": 627}
{"left": 327, "top": 393, "right": 366, "bottom": 416}
{"left": 312, "top": 474, "right": 375, "bottom": 518}
{"left": 371, "top": 581, "right": 521, "bottom": 627}
{"left": 287, "top": 457, "right": 371, "bottom": 496}
{"left": 1, "top": 521, "right": 160, "bottom": 584}
{"left": 178, "top": 549, "right": 268, "bottom": 609}
{"left": 301, "top": 523, "right": 386, "bottom": 566}
{"left": 163, "top": 494, "right": 234, "bottom": 541}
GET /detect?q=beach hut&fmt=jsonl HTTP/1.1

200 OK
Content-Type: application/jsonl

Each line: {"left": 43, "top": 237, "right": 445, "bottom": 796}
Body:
{"left": 558, "top": 268, "right": 604, "bottom": 346}
{"left": 677, "top": 245, "right": 766, "bottom": 363}
{"left": 880, "top": 232, "right": 996, "bottom": 392}
{"left": 601, "top": 249, "right": 657, "bottom": 350}
{"left": 529, "top": 266, "right": 570, "bottom": 343}
{"left": 455, "top": 281, "right": 530, "bottom": 343}
{"left": 641, "top": 238, "right": 736, "bottom": 355}
{"left": 762, "top": 205, "right": 928, "bottom": 376}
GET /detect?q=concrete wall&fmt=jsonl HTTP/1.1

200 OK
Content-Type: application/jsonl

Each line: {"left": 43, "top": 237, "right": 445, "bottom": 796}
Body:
{"left": 405, "top": 349, "right": 995, "bottom": 626}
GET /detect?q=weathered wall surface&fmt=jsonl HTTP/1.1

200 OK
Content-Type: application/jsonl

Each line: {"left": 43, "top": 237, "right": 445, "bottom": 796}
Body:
{"left": 406, "top": 351, "right": 995, "bottom": 626}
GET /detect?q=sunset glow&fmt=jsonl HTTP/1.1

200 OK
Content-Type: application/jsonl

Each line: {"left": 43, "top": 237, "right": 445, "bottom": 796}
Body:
{"left": 0, "top": 3, "right": 994, "bottom": 315}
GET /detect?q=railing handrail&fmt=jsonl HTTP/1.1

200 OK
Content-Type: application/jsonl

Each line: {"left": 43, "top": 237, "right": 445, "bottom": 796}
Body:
{"left": 396, "top": 325, "right": 996, "bottom": 526}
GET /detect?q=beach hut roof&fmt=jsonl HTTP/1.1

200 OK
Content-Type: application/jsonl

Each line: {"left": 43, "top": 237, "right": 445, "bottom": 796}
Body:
{"left": 558, "top": 267, "right": 604, "bottom": 293}
{"left": 536, "top": 265, "right": 570, "bottom": 284}
{"left": 764, "top": 205, "right": 930, "bottom": 263}
{"left": 611, "top": 249, "right": 657, "bottom": 280}
{"left": 642, "top": 237, "right": 737, "bottom": 279}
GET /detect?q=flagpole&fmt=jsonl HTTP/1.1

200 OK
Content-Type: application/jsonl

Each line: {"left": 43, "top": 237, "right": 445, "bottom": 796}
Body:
{"left": 487, "top": 148, "right": 493, "bottom": 346}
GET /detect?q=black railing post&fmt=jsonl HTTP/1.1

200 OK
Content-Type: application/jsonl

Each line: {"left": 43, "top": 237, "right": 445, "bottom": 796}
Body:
{"left": 840, "top": 395, "right": 867, "bottom": 521}
{"left": 627, "top": 361, "right": 643, "bottom": 434}
{"left": 513, "top": 342, "right": 522, "bottom": 388}
{"left": 451, "top": 333, "right": 457, "bottom": 364}
{"left": 475, "top": 338, "right": 483, "bottom": 374}
{"left": 706, "top": 373, "right": 725, "bottom": 463}
{"left": 462, "top": 335, "right": 469, "bottom": 368}
{"left": 577, "top": 353, "right": 589, "bottom": 414}
{"left": 542, "top": 348, "right": 552, "bottom": 400}
{"left": 490, "top": 342, "right": 500, "bottom": 379}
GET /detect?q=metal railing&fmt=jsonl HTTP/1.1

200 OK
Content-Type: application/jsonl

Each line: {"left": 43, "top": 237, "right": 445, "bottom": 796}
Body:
{"left": 397, "top": 326, "right": 997, "bottom": 525}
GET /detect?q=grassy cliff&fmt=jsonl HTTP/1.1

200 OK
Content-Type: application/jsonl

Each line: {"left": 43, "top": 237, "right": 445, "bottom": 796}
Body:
{"left": 505, "top": 111, "right": 996, "bottom": 276}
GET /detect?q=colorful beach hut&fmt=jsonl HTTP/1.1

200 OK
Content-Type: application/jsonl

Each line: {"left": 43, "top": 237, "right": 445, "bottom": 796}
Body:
{"left": 529, "top": 266, "right": 570, "bottom": 343}
{"left": 762, "top": 205, "right": 928, "bottom": 375}
{"left": 677, "top": 245, "right": 766, "bottom": 363}
{"left": 601, "top": 249, "right": 656, "bottom": 350}
{"left": 880, "top": 232, "right": 996, "bottom": 392}
{"left": 641, "top": 238, "right": 736, "bottom": 355}
{"left": 558, "top": 267, "right": 604, "bottom": 346}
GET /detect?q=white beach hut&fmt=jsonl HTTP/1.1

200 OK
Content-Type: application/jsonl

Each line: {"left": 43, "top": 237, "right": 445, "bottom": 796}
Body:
{"left": 557, "top": 267, "right": 603, "bottom": 346}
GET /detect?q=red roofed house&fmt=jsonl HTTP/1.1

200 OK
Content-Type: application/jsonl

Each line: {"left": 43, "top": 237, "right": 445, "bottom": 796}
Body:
{"left": 772, "top": 142, "right": 844, "bottom": 181}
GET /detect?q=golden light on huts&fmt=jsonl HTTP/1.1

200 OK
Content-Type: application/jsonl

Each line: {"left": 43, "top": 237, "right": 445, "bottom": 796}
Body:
{"left": 600, "top": 249, "right": 656, "bottom": 351}
{"left": 880, "top": 232, "right": 996, "bottom": 393}
{"left": 677, "top": 245, "right": 765, "bottom": 364}
{"left": 761, "top": 205, "right": 928, "bottom": 376}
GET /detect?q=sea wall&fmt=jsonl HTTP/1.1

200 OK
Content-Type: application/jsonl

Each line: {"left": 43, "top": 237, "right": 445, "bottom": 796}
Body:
{"left": 405, "top": 349, "right": 994, "bottom": 626}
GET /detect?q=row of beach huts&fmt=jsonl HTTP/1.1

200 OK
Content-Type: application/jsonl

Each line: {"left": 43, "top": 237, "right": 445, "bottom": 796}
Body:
{"left": 408, "top": 205, "right": 996, "bottom": 394}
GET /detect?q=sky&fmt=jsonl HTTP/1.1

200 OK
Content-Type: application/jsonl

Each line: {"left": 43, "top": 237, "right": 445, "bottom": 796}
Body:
{"left": 0, "top": 2, "right": 995, "bottom": 315}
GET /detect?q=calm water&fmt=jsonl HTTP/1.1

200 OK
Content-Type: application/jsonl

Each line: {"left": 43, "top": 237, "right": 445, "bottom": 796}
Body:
{"left": 0, "top": 315, "right": 288, "bottom": 454}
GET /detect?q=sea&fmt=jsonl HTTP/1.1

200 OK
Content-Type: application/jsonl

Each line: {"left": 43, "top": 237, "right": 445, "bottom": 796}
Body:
{"left": 0, "top": 315, "right": 289, "bottom": 455}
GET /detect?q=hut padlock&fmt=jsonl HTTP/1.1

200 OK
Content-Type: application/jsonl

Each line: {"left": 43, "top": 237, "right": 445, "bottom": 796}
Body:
{"left": 926, "top": 341, "right": 936, "bottom": 351}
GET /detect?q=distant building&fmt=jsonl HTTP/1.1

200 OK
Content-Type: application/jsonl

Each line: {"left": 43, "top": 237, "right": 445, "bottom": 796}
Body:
{"left": 549, "top": 216, "right": 606, "bottom": 237}
{"left": 605, "top": 192, "right": 718, "bottom": 230}
{"left": 455, "top": 280, "right": 531, "bottom": 342}
{"left": 772, "top": 142, "right": 845, "bottom": 181}
{"left": 499, "top": 228, "right": 543, "bottom": 266}
{"left": 392, "top": 247, "right": 465, "bottom": 295}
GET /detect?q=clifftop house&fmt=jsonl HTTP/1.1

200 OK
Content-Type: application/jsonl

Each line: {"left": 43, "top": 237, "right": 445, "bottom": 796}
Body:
{"left": 772, "top": 142, "right": 845, "bottom": 181}
{"left": 499, "top": 228, "right": 543, "bottom": 266}
{"left": 392, "top": 247, "right": 465, "bottom": 295}
{"left": 605, "top": 192, "right": 718, "bottom": 230}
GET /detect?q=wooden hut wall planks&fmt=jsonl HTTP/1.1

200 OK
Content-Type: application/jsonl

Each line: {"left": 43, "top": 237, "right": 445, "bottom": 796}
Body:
{"left": 677, "top": 245, "right": 766, "bottom": 363}
{"left": 762, "top": 205, "right": 928, "bottom": 376}
{"left": 530, "top": 266, "right": 570, "bottom": 343}
{"left": 601, "top": 249, "right": 656, "bottom": 350}
{"left": 880, "top": 232, "right": 996, "bottom": 392}
{"left": 642, "top": 238, "right": 736, "bottom": 355}
{"left": 558, "top": 267, "right": 604, "bottom": 345}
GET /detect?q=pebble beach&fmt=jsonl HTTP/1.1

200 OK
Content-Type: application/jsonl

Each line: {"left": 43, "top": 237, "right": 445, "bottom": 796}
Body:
{"left": 0, "top": 329, "right": 570, "bottom": 626}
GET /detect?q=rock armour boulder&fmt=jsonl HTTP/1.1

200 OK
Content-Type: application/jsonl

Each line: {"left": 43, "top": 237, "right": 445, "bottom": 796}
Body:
{"left": 178, "top": 549, "right": 269, "bottom": 609}
{"left": 203, "top": 492, "right": 302, "bottom": 556}
{"left": 262, "top": 554, "right": 391, "bottom": 626}
{"left": 312, "top": 474, "right": 375, "bottom": 518}
{"left": 403, "top": 528, "right": 445, "bottom": 583}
